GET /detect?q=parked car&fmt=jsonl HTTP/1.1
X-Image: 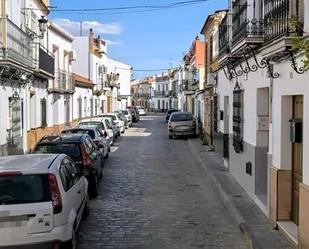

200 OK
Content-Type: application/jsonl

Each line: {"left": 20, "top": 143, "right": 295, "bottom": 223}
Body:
{"left": 166, "top": 109, "right": 179, "bottom": 122}
{"left": 114, "top": 111, "right": 129, "bottom": 129}
{"left": 0, "top": 154, "right": 89, "bottom": 248}
{"left": 100, "top": 114, "right": 122, "bottom": 136}
{"left": 109, "top": 113, "right": 125, "bottom": 133}
{"left": 61, "top": 126, "right": 110, "bottom": 159}
{"left": 100, "top": 116, "right": 118, "bottom": 139}
{"left": 79, "top": 119, "right": 114, "bottom": 145}
{"left": 119, "top": 109, "right": 133, "bottom": 127}
{"left": 32, "top": 134, "right": 103, "bottom": 198}
{"left": 137, "top": 108, "right": 146, "bottom": 116}
{"left": 128, "top": 108, "right": 139, "bottom": 122}
{"left": 168, "top": 112, "right": 196, "bottom": 139}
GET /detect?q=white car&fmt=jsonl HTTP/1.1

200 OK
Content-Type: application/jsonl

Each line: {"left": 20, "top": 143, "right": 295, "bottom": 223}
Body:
{"left": 138, "top": 108, "right": 146, "bottom": 116}
{"left": 0, "top": 154, "right": 89, "bottom": 249}
{"left": 107, "top": 113, "right": 125, "bottom": 134}
{"left": 120, "top": 109, "right": 133, "bottom": 127}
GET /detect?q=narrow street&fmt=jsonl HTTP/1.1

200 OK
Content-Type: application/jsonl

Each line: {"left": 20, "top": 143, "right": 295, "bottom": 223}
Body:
{"left": 77, "top": 115, "right": 248, "bottom": 249}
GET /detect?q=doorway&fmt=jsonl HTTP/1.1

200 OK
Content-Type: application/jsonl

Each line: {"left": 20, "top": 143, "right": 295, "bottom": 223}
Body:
{"left": 7, "top": 96, "right": 23, "bottom": 155}
{"left": 291, "top": 95, "right": 303, "bottom": 225}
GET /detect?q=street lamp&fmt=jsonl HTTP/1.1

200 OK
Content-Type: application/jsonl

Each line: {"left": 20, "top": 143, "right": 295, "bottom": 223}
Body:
{"left": 28, "top": 16, "right": 48, "bottom": 40}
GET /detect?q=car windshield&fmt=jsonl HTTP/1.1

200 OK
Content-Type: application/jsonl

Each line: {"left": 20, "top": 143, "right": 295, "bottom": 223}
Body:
{"left": 33, "top": 143, "right": 81, "bottom": 161}
{"left": 79, "top": 121, "right": 103, "bottom": 130}
{"left": 171, "top": 113, "right": 193, "bottom": 121}
{"left": 121, "top": 110, "right": 129, "bottom": 115}
{"left": 62, "top": 129, "right": 96, "bottom": 139}
{"left": 0, "top": 174, "right": 51, "bottom": 205}
{"left": 103, "top": 115, "right": 116, "bottom": 121}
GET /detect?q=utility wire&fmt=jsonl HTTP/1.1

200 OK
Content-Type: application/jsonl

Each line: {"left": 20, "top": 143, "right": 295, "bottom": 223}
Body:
{"left": 25, "top": 0, "right": 208, "bottom": 14}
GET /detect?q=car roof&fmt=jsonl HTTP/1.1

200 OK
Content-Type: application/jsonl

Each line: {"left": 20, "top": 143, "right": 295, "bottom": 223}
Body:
{"left": 37, "top": 134, "right": 85, "bottom": 144}
{"left": 0, "top": 154, "right": 62, "bottom": 174}
{"left": 81, "top": 118, "right": 103, "bottom": 123}
{"left": 171, "top": 111, "right": 192, "bottom": 116}
{"left": 63, "top": 127, "right": 97, "bottom": 132}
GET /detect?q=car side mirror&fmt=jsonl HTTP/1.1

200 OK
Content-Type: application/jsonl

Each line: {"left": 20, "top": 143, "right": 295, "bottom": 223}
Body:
{"left": 98, "top": 143, "right": 104, "bottom": 149}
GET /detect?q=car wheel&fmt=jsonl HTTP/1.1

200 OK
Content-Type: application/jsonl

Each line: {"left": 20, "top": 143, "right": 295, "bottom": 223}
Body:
{"left": 83, "top": 195, "right": 90, "bottom": 218}
{"left": 63, "top": 227, "right": 76, "bottom": 249}
{"left": 90, "top": 174, "right": 98, "bottom": 198}
{"left": 169, "top": 135, "right": 173, "bottom": 139}
{"left": 105, "top": 152, "right": 109, "bottom": 159}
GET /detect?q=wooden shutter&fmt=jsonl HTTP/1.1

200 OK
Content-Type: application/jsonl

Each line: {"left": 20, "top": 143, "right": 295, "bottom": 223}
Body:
{"left": 232, "top": 90, "right": 243, "bottom": 153}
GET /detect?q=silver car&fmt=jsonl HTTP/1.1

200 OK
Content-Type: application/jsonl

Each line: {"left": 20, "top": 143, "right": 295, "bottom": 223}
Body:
{"left": 168, "top": 112, "right": 196, "bottom": 139}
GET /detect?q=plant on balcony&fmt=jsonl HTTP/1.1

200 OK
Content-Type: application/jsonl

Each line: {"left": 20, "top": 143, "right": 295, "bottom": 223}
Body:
{"left": 291, "top": 38, "right": 309, "bottom": 71}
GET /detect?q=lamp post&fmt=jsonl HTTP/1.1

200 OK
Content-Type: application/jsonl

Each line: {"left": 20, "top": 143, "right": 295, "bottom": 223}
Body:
{"left": 28, "top": 16, "right": 48, "bottom": 40}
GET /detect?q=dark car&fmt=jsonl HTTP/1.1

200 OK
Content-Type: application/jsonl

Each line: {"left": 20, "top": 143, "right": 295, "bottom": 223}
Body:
{"left": 32, "top": 134, "right": 103, "bottom": 198}
{"left": 61, "top": 126, "right": 110, "bottom": 159}
{"left": 166, "top": 109, "right": 179, "bottom": 122}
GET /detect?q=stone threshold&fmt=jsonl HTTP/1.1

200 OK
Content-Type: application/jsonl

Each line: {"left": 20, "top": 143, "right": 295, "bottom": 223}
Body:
{"left": 277, "top": 221, "right": 298, "bottom": 246}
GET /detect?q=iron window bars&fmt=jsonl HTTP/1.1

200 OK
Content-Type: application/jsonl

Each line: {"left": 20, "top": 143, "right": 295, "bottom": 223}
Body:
{"left": 233, "top": 89, "right": 243, "bottom": 153}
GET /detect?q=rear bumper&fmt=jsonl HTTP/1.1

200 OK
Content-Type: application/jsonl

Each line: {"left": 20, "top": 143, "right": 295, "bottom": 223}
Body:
{"left": 168, "top": 129, "right": 196, "bottom": 136}
{"left": 0, "top": 224, "right": 71, "bottom": 248}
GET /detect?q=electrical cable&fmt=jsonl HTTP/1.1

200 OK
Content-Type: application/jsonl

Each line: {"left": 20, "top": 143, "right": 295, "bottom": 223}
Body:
{"left": 25, "top": 0, "right": 208, "bottom": 14}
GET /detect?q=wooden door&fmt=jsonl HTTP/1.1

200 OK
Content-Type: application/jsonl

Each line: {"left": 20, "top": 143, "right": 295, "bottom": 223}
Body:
{"left": 292, "top": 95, "right": 303, "bottom": 225}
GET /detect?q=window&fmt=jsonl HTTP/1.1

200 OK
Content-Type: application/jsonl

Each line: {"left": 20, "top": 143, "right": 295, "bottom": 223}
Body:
{"left": 0, "top": 174, "right": 51, "bottom": 205}
{"left": 78, "top": 97, "right": 82, "bottom": 119}
{"left": 233, "top": 89, "right": 243, "bottom": 153}
{"left": 41, "top": 98, "right": 47, "bottom": 127}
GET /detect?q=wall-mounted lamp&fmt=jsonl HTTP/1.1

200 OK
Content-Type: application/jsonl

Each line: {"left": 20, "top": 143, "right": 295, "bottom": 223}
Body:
{"left": 28, "top": 16, "right": 48, "bottom": 40}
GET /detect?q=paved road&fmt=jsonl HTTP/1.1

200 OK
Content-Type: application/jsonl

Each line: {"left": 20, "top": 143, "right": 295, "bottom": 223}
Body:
{"left": 77, "top": 115, "right": 248, "bottom": 249}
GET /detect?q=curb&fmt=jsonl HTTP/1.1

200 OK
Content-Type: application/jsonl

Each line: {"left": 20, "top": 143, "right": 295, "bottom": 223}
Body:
{"left": 187, "top": 139, "right": 262, "bottom": 249}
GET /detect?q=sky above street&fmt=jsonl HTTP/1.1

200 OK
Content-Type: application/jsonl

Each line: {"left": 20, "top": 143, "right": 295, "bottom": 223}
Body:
{"left": 49, "top": 0, "right": 228, "bottom": 78}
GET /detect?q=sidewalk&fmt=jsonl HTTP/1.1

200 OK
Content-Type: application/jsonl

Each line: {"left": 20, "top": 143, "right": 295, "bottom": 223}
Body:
{"left": 188, "top": 138, "right": 296, "bottom": 249}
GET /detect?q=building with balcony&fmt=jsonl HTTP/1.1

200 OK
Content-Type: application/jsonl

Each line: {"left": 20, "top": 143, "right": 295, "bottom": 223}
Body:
{"left": 0, "top": 0, "right": 53, "bottom": 155}
{"left": 201, "top": 10, "right": 227, "bottom": 147}
{"left": 131, "top": 77, "right": 152, "bottom": 110}
{"left": 177, "top": 36, "right": 205, "bottom": 135}
{"left": 107, "top": 57, "right": 132, "bottom": 111}
{"left": 211, "top": 0, "right": 309, "bottom": 246}
{"left": 72, "top": 29, "right": 109, "bottom": 115}
{"left": 151, "top": 73, "right": 173, "bottom": 112}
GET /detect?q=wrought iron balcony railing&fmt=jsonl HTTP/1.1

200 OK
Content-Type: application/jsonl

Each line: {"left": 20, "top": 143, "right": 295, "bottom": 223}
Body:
{"left": 0, "top": 18, "right": 33, "bottom": 68}
{"left": 49, "top": 70, "right": 75, "bottom": 93}
{"left": 219, "top": 15, "right": 229, "bottom": 56}
{"left": 33, "top": 43, "right": 55, "bottom": 76}
{"left": 264, "top": 0, "right": 303, "bottom": 43}
{"left": 154, "top": 91, "right": 166, "bottom": 97}
{"left": 232, "top": 18, "right": 264, "bottom": 46}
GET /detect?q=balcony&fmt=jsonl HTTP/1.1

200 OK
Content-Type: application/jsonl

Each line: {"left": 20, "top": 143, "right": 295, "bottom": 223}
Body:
{"left": 219, "top": 15, "right": 229, "bottom": 56}
{"left": 97, "top": 77, "right": 111, "bottom": 89}
{"left": 137, "top": 93, "right": 150, "bottom": 98}
{"left": 33, "top": 43, "right": 55, "bottom": 77}
{"left": 0, "top": 18, "right": 33, "bottom": 69}
{"left": 49, "top": 70, "right": 75, "bottom": 93}
{"left": 154, "top": 91, "right": 166, "bottom": 97}
{"left": 230, "top": 0, "right": 264, "bottom": 49}
{"left": 264, "top": 0, "right": 303, "bottom": 44}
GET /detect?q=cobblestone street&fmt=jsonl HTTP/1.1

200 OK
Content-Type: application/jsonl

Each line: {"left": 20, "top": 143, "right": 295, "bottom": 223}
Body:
{"left": 77, "top": 115, "right": 248, "bottom": 249}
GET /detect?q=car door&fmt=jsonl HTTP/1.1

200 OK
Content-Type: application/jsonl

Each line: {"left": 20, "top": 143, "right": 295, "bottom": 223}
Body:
{"left": 84, "top": 137, "right": 102, "bottom": 176}
{"left": 65, "top": 158, "right": 85, "bottom": 226}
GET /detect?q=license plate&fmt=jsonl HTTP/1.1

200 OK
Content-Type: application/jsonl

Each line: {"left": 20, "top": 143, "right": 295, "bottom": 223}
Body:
{"left": 176, "top": 125, "right": 189, "bottom": 131}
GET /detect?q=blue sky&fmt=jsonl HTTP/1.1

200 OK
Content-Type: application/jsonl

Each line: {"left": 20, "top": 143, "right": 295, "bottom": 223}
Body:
{"left": 49, "top": 0, "right": 228, "bottom": 78}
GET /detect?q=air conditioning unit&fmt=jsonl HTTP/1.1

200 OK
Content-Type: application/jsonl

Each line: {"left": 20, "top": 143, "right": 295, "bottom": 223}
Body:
{"left": 207, "top": 73, "right": 217, "bottom": 86}
{"left": 69, "top": 50, "right": 76, "bottom": 61}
